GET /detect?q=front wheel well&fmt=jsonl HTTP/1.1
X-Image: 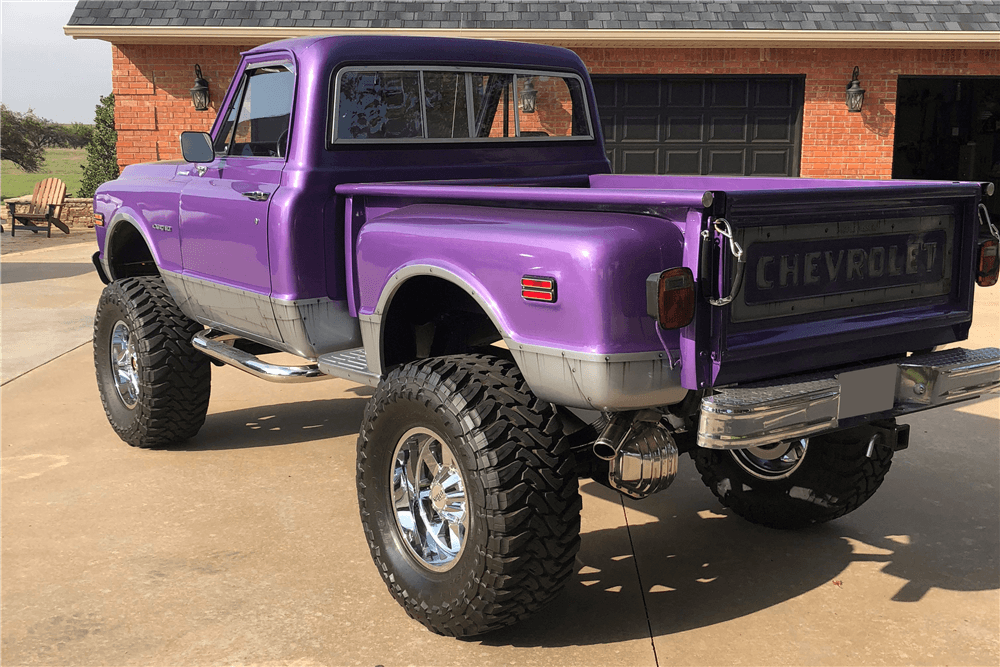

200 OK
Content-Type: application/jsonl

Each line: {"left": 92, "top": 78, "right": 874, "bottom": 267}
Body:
{"left": 381, "top": 275, "right": 505, "bottom": 372}
{"left": 107, "top": 222, "right": 158, "bottom": 279}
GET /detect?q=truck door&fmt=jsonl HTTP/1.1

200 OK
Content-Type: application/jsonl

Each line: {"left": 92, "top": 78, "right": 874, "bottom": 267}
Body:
{"left": 178, "top": 59, "right": 294, "bottom": 340}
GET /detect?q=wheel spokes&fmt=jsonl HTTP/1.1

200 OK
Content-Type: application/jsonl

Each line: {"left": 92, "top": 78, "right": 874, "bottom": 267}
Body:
{"left": 389, "top": 427, "right": 469, "bottom": 571}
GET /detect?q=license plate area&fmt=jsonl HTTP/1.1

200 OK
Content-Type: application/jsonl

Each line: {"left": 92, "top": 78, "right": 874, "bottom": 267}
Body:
{"left": 730, "top": 215, "right": 954, "bottom": 323}
{"left": 836, "top": 364, "right": 897, "bottom": 418}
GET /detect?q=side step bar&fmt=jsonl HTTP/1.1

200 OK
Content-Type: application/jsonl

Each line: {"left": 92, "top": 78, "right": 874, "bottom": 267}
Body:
{"left": 192, "top": 331, "right": 382, "bottom": 387}
{"left": 192, "top": 331, "right": 328, "bottom": 383}
{"left": 317, "top": 348, "right": 381, "bottom": 387}
{"left": 698, "top": 347, "right": 1000, "bottom": 449}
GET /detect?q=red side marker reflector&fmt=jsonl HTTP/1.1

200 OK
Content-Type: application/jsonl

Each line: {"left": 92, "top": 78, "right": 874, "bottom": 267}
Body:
{"left": 521, "top": 277, "right": 553, "bottom": 290}
{"left": 522, "top": 275, "right": 556, "bottom": 302}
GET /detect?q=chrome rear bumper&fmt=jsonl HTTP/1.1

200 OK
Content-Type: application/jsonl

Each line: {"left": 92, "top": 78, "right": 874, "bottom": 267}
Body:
{"left": 698, "top": 347, "right": 1000, "bottom": 449}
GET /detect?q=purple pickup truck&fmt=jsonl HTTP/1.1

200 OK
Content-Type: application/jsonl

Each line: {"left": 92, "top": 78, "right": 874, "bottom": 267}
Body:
{"left": 91, "top": 35, "right": 1000, "bottom": 636}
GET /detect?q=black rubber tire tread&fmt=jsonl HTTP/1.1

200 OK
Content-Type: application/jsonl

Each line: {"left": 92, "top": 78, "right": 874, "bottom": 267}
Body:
{"left": 692, "top": 425, "right": 894, "bottom": 530}
{"left": 357, "top": 354, "right": 581, "bottom": 637}
{"left": 93, "top": 276, "right": 211, "bottom": 448}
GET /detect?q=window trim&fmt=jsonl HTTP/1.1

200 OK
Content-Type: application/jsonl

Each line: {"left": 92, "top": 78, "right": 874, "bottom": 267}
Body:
{"left": 214, "top": 59, "right": 296, "bottom": 160}
{"left": 330, "top": 65, "right": 595, "bottom": 145}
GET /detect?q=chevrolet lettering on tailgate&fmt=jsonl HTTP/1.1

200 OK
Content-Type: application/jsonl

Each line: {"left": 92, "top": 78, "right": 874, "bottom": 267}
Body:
{"left": 735, "top": 215, "right": 954, "bottom": 321}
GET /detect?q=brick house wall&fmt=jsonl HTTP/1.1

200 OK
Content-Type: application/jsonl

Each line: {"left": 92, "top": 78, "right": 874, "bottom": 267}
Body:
{"left": 112, "top": 42, "right": 999, "bottom": 180}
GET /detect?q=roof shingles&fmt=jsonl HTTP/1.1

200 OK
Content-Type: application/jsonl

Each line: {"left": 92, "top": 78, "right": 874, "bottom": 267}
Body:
{"left": 66, "top": 0, "right": 1000, "bottom": 31}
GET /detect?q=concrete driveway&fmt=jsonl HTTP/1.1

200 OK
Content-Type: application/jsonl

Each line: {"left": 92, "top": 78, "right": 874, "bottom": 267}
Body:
{"left": 2, "top": 237, "right": 998, "bottom": 666}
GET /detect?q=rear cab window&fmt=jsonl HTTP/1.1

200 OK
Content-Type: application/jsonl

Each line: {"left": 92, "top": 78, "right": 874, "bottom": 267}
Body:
{"left": 332, "top": 67, "right": 593, "bottom": 143}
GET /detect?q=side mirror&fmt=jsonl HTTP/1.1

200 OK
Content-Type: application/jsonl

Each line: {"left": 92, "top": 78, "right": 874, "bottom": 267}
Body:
{"left": 180, "top": 131, "right": 215, "bottom": 163}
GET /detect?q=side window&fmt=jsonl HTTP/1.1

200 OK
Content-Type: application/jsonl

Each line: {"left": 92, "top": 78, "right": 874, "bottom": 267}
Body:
{"left": 517, "top": 75, "right": 589, "bottom": 138}
{"left": 423, "top": 72, "right": 470, "bottom": 139}
{"left": 213, "top": 64, "right": 294, "bottom": 157}
{"left": 470, "top": 73, "right": 515, "bottom": 138}
{"left": 338, "top": 71, "right": 423, "bottom": 139}
{"left": 332, "top": 68, "right": 594, "bottom": 143}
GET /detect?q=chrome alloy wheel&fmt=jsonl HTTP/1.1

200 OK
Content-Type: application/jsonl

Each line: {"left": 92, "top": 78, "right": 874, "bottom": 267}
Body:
{"left": 390, "top": 427, "right": 470, "bottom": 571}
{"left": 110, "top": 320, "right": 140, "bottom": 410}
{"left": 731, "top": 438, "right": 809, "bottom": 480}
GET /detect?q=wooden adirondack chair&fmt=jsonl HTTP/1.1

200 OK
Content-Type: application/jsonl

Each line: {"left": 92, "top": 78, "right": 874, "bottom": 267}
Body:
{"left": 3, "top": 178, "right": 70, "bottom": 237}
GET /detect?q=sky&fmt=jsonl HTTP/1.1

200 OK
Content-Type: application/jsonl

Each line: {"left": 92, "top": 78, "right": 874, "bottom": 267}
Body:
{"left": 1, "top": 0, "right": 112, "bottom": 124}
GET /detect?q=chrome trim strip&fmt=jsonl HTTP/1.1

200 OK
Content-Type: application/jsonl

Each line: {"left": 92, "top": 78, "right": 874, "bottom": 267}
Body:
{"left": 698, "top": 347, "right": 1000, "bottom": 449}
{"left": 192, "top": 330, "right": 328, "bottom": 383}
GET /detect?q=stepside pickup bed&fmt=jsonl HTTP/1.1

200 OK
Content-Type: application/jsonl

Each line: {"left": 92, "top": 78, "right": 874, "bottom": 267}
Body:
{"left": 90, "top": 35, "right": 1000, "bottom": 637}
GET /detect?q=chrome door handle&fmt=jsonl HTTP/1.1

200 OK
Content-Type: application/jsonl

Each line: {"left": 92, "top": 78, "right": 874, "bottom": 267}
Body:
{"left": 242, "top": 191, "right": 269, "bottom": 202}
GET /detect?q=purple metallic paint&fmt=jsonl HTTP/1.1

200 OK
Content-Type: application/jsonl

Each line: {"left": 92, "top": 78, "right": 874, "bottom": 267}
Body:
{"left": 92, "top": 34, "right": 991, "bottom": 395}
{"left": 354, "top": 203, "right": 685, "bottom": 355}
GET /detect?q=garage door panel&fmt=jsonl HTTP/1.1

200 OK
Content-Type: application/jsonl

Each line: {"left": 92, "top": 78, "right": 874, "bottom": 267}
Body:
{"left": 754, "top": 115, "right": 794, "bottom": 141}
{"left": 622, "top": 149, "right": 660, "bottom": 174}
{"left": 624, "top": 79, "right": 662, "bottom": 107}
{"left": 710, "top": 115, "right": 749, "bottom": 142}
{"left": 666, "top": 115, "right": 703, "bottom": 141}
{"left": 601, "top": 113, "right": 618, "bottom": 142}
{"left": 708, "top": 150, "right": 746, "bottom": 175}
{"left": 595, "top": 75, "right": 803, "bottom": 177}
{"left": 751, "top": 149, "right": 791, "bottom": 175}
{"left": 622, "top": 115, "right": 661, "bottom": 141}
{"left": 668, "top": 80, "right": 705, "bottom": 106}
{"left": 666, "top": 150, "right": 702, "bottom": 174}
{"left": 756, "top": 80, "right": 795, "bottom": 107}
{"left": 711, "top": 80, "right": 750, "bottom": 107}
{"left": 593, "top": 79, "right": 617, "bottom": 107}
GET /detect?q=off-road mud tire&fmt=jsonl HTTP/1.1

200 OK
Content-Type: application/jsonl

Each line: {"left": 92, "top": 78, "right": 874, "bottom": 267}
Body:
{"left": 357, "top": 354, "right": 581, "bottom": 636}
{"left": 693, "top": 425, "right": 894, "bottom": 529}
{"left": 94, "top": 276, "right": 211, "bottom": 448}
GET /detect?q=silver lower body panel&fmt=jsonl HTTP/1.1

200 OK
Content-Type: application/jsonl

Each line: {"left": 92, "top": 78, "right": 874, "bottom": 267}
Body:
{"left": 507, "top": 340, "right": 687, "bottom": 411}
{"left": 162, "top": 269, "right": 361, "bottom": 359}
{"left": 698, "top": 347, "right": 1000, "bottom": 449}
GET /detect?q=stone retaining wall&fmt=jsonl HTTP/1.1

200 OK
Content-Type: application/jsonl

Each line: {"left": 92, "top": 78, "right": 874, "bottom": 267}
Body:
{"left": 1, "top": 197, "right": 95, "bottom": 228}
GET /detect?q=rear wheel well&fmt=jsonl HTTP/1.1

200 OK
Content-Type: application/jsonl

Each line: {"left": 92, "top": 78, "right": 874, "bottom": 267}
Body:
{"left": 108, "top": 222, "right": 157, "bottom": 279}
{"left": 381, "top": 276, "right": 505, "bottom": 372}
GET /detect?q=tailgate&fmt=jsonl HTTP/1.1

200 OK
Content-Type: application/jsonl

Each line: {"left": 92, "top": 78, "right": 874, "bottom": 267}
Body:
{"left": 695, "top": 183, "right": 984, "bottom": 388}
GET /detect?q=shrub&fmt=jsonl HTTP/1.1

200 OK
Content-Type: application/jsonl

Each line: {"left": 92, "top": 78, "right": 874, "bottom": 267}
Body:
{"left": 78, "top": 93, "right": 119, "bottom": 199}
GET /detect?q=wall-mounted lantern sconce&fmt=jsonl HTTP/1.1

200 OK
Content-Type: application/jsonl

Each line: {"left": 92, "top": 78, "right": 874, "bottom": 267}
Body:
{"left": 190, "top": 64, "right": 210, "bottom": 111}
{"left": 520, "top": 78, "right": 537, "bottom": 114}
{"left": 845, "top": 66, "right": 865, "bottom": 112}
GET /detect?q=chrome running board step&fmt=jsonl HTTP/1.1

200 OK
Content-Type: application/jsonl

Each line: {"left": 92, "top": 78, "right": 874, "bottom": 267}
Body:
{"left": 698, "top": 347, "right": 1000, "bottom": 450}
{"left": 317, "top": 347, "right": 381, "bottom": 387}
{"left": 192, "top": 330, "right": 328, "bottom": 383}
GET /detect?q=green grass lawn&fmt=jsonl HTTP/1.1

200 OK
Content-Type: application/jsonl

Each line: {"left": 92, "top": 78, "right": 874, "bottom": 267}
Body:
{"left": 2, "top": 148, "right": 87, "bottom": 200}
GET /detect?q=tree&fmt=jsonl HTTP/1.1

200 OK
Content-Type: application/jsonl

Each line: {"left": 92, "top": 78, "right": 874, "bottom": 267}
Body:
{"left": 78, "top": 93, "right": 119, "bottom": 199}
{"left": 1, "top": 105, "right": 46, "bottom": 172}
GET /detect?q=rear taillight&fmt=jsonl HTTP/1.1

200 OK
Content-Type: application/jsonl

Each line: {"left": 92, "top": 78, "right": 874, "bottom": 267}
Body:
{"left": 646, "top": 267, "right": 695, "bottom": 329}
{"left": 977, "top": 239, "right": 999, "bottom": 287}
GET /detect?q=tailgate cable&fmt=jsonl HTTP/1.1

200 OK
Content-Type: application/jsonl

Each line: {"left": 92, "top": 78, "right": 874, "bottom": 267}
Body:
{"left": 980, "top": 203, "right": 999, "bottom": 241}
{"left": 704, "top": 217, "right": 746, "bottom": 307}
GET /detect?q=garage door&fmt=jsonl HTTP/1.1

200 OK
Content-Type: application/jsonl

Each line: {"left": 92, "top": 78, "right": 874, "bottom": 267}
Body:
{"left": 593, "top": 76, "right": 804, "bottom": 177}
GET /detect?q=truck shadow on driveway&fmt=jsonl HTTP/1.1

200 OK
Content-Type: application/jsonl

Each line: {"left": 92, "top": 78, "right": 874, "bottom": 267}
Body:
{"left": 0, "top": 261, "right": 94, "bottom": 284}
{"left": 176, "top": 396, "right": 371, "bottom": 451}
{"left": 481, "top": 413, "right": 999, "bottom": 647}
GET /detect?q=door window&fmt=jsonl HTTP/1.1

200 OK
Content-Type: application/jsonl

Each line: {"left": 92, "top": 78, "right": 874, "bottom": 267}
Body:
{"left": 214, "top": 64, "right": 295, "bottom": 158}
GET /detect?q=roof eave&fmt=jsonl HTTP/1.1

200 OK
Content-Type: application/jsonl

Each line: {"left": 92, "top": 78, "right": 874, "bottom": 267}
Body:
{"left": 63, "top": 26, "right": 1000, "bottom": 49}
